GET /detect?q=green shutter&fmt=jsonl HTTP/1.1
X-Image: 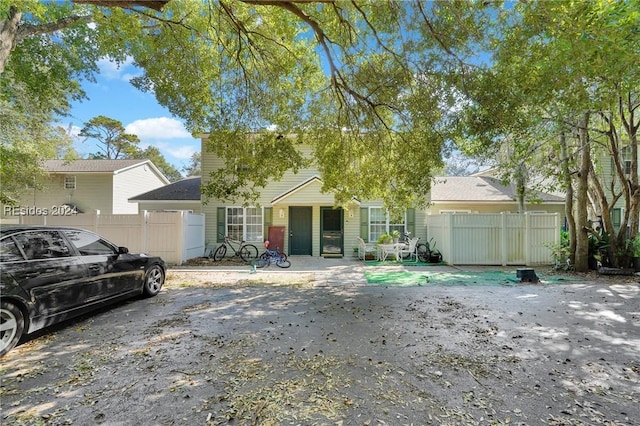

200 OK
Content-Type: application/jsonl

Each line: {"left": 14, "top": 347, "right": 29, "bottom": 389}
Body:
{"left": 262, "top": 207, "right": 273, "bottom": 240}
{"left": 217, "top": 207, "right": 226, "bottom": 243}
{"left": 360, "top": 207, "right": 369, "bottom": 242}
{"left": 612, "top": 208, "right": 621, "bottom": 228}
{"left": 407, "top": 208, "right": 415, "bottom": 237}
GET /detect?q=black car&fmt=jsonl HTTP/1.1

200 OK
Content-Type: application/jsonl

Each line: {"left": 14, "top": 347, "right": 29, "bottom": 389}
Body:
{"left": 0, "top": 225, "right": 166, "bottom": 356}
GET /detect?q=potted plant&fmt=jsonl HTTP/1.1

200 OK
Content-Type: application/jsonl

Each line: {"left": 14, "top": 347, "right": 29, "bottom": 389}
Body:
{"left": 391, "top": 230, "right": 400, "bottom": 243}
{"left": 377, "top": 233, "right": 392, "bottom": 244}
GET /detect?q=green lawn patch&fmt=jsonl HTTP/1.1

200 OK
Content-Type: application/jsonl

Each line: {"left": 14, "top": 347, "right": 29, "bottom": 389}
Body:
{"left": 364, "top": 270, "right": 578, "bottom": 287}
{"left": 364, "top": 260, "right": 444, "bottom": 267}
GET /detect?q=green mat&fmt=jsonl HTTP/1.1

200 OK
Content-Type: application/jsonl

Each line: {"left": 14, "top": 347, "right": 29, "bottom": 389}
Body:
{"left": 364, "top": 270, "right": 578, "bottom": 287}
{"left": 364, "top": 260, "right": 444, "bottom": 267}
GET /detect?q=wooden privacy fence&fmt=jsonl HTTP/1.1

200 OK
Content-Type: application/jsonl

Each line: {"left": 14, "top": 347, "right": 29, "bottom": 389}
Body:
{"left": 427, "top": 212, "right": 561, "bottom": 266}
{"left": 19, "top": 211, "right": 205, "bottom": 265}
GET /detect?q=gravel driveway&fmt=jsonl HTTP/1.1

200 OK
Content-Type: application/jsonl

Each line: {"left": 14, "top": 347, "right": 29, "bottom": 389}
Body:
{"left": 1, "top": 260, "right": 639, "bottom": 425}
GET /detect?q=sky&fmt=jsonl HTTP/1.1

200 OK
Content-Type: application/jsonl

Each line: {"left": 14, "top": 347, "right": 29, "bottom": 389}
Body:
{"left": 64, "top": 57, "right": 200, "bottom": 175}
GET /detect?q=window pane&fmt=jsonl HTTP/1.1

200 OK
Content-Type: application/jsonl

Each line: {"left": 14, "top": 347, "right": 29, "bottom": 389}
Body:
{"left": 227, "top": 207, "right": 244, "bottom": 240}
{"left": 0, "top": 238, "right": 24, "bottom": 262}
{"left": 245, "top": 207, "right": 263, "bottom": 242}
{"left": 64, "top": 176, "right": 76, "bottom": 189}
{"left": 63, "top": 230, "right": 115, "bottom": 255}
{"left": 369, "top": 207, "right": 386, "bottom": 242}
{"left": 612, "top": 209, "right": 622, "bottom": 227}
{"left": 18, "top": 231, "right": 72, "bottom": 259}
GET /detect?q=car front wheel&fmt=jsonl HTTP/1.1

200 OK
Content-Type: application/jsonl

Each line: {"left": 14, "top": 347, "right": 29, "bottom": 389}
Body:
{"left": 143, "top": 265, "right": 165, "bottom": 297}
{"left": 0, "top": 301, "right": 24, "bottom": 357}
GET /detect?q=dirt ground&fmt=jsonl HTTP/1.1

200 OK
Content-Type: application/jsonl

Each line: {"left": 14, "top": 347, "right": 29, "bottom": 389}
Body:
{"left": 1, "top": 261, "right": 639, "bottom": 426}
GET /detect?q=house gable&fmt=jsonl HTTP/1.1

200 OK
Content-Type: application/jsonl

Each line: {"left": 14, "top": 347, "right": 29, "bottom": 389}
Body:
{"left": 271, "top": 175, "right": 336, "bottom": 206}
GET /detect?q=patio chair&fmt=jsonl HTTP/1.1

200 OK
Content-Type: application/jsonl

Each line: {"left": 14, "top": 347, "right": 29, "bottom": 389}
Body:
{"left": 398, "top": 237, "right": 420, "bottom": 262}
{"left": 356, "top": 237, "right": 377, "bottom": 261}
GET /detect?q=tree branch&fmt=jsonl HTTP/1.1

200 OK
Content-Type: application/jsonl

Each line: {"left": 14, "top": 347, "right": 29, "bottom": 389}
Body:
{"left": 72, "top": 0, "right": 170, "bottom": 12}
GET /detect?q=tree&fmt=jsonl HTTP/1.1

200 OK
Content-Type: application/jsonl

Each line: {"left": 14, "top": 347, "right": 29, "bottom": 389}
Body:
{"left": 454, "top": 1, "right": 640, "bottom": 271}
{"left": 182, "top": 152, "right": 201, "bottom": 177}
{"left": 131, "top": 145, "right": 182, "bottom": 182}
{"left": 79, "top": 115, "right": 183, "bottom": 181}
{"left": 4, "top": 0, "right": 637, "bottom": 270}
{"left": 1, "top": 0, "right": 463, "bottom": 215}
{"left": 79, "top": 115, "right": 140, "bottom": 159}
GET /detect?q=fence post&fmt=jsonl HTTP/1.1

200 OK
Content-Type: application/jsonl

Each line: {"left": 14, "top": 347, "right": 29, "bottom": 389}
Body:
{"left": 499, "top": 212, "right": 506, "bottom": 266}
{"left": 525, "top": 212, "right": 531, "bottom": 266}
{"left": 180, "top": 211, "right": 186, "bottom": 265}
{"left": 142, "top": 211, "right": 148, "bottom": 254}
{"left": 446, "top": 213, "right": 454, "bottom": 265}
{"left": 93, "top": 210, "right": 100, "bottom": 233}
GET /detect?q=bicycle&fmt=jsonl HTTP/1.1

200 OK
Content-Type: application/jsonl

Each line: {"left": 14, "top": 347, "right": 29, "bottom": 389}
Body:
{"left": 398, "top": 231, "right": 429, "bottom": 262}
{"left": 210, "top": 235, "right": 259, "bottom": 262}
{"left": 255, "top": 240, "right": 291, "bottom": 268}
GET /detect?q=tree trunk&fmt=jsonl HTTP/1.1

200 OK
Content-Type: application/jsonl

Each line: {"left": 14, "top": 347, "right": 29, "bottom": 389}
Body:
{"left": 575, "top": 113, "right": 591, "bottom": 272}
{"left": 0, "top": 6, "right": 20, "bottom": 74}
{"left": 559, "top": 130, "right": 576, "bottom": 265}
{"left": 621, "top": 93, "right": 640, "bottom": 238}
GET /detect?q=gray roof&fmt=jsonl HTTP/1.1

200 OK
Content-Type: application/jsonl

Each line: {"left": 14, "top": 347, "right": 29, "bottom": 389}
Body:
{"left": 130, "top": 176, "right": 201, "bottom": 201}
{"left": 431, "top": 176, "right": 565, "bottom": 203}
{"left": 43, "top": 159, "right": 149, "bottom": 173}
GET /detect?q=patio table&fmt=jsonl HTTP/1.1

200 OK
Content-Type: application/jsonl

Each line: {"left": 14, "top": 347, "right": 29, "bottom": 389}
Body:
{"left": 377, "top": 243, "right": 407, "bottom": 261}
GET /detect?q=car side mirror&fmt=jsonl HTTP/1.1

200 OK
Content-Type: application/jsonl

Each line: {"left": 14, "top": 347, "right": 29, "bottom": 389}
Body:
{"left": 118, "top": 247, "right": 129, "bottom": 254}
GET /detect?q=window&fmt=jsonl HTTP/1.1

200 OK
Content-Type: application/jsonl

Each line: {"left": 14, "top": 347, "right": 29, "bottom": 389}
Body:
{"left": 14, "top": 231, "right": 72, "bottom": 260}
{"left": 64, "top": 176, "right": 76, "bottom": 189}
{"left": 0, "top": 238, "right": 24, "bottom": 262}
{"left": 369, "top": 207, "right": 406, "bottom": 242}
{"left": 226, "top": 207, "right": 263, "bottom": 242}
{"left": 63, "top": 230, "right": 116, "bottom": 255}
{"left": 612, "top": 208, "right": 622, "bottom": 228}
{"left": 624, "top": 160, "right": 632, "bottom": 175}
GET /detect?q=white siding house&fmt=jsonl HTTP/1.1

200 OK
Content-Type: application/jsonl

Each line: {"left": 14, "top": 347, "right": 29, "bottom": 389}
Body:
{"left": 200, "top": 136, "right": 429, "bottom": 257}
{"left": 9, "top": 159, "right": 169, "bottom": 216}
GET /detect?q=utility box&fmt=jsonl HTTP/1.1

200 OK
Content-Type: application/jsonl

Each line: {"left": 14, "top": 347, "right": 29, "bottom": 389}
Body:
{"left": 516, "top": 268, "right": 539, "bottom": 283}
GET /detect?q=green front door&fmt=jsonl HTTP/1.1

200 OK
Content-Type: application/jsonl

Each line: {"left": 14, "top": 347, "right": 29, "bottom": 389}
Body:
{"left": 289, "top": 207, "right": 312, "bottom": 255}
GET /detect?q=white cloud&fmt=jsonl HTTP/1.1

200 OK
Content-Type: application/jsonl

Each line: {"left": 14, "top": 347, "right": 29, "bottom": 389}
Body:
{"left": 159, "top": 144, "right": 198, "bottom": 160}
{"left": 125, "top": 117, "right": 192, "bottom": 139}
{"left": 97, "top": 56, "right": 136, "bottom": 81}
{"left": 65, "top": 124, "right": 82, "bottom": 138}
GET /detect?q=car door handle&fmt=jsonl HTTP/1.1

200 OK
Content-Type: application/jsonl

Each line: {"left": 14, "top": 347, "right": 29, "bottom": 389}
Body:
{"left": 88, "top": 265, "right": 101, "bottom": 272}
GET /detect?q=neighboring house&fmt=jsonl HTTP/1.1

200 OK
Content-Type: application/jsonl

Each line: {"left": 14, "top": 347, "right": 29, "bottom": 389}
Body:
{"left": 129, "top": 176, "right": 202, "bottom": 213}
{"left": 429, "top": 176, "right": 566, "bottom": 217}
{"left": 200, "top": 136, "right": 566, "bottom": 258}
{"left": 10, "top": 159, "right": 169, "bottom": 216}
{"left": 596, "top": 145, "right": 637, "bottom": 230}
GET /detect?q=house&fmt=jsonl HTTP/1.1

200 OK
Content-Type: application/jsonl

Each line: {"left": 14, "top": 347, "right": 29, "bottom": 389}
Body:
{"left": 596, "top": 145, "right": 637, "bottom": 231}
{"left": 429, "top": 176, "right": 565, "bottom": 216}
{"left": 201, "top": 139, "right": 430, "bottom": 257}
{"left": 129, "top": 176, "right": 202, "bottom": 213}
{"left": 8, "top": 159, "right": 169, "bottom": 216}
{"left": 200, "top": 136, "right": 566, "bottom": 258}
